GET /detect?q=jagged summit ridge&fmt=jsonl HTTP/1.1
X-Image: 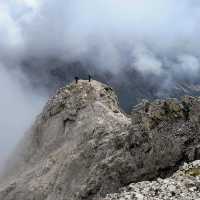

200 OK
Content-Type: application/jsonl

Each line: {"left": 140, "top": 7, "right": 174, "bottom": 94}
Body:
{"left": 42, "top": 80, "right": 121, "bottom": 121}
{"left": 132, "top": 96, "right": 200, "bottom": 130}
{"left": 0, "top": 80, "right": 200, "bottom": 200}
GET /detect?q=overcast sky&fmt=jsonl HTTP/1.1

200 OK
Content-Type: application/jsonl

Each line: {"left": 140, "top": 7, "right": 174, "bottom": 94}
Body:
{"left": 1, "top": 0, "right": 200, "bottom": 73}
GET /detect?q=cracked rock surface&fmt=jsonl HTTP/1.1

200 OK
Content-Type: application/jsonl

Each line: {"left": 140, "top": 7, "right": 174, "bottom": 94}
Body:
{"left": 0, "top": 80, "right": 200, "bottom": 200}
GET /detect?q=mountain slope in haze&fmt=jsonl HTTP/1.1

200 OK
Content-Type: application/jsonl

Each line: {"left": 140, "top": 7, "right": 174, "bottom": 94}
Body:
{"left": 0, "top": 80, "right": 200, "bottom": 200}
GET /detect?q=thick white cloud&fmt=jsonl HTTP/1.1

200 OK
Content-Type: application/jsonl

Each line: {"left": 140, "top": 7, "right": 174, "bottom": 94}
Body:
{"left": 1, "top": 0, "right": 200, "bottom": 73}
{"left": 0, "top": 3, "right": 23, "bottom": 61}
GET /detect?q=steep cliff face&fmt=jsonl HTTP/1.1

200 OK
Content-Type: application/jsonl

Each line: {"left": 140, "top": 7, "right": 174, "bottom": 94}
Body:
{"left": 0, "top": 80, "right": 200, "bottom": 200}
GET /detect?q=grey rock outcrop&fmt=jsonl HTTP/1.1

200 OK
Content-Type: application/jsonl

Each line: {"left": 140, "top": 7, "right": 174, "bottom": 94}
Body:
{"left": 0, "top": 80, "right": 200, "bottom": 200}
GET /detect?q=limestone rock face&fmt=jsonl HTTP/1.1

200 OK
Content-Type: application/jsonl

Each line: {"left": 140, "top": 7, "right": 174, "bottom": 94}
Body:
{"left": 0, "top": 80, "right": 130, "bottom": 200}
{"left": 0, "top": 80, "right": 200, "bottom": 200}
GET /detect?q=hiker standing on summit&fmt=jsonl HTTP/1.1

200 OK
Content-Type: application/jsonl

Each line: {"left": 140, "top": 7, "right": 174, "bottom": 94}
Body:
{"left": 75, "top": 76, "right": 79, "bottom": 84}
{"left": 88, "top": 75, "right": 92, "bottom": 82}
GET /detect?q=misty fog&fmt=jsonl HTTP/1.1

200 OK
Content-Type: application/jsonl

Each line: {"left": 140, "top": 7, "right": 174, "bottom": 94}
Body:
{"left": 0, "top": 65, "right": 45, "bottom": 170}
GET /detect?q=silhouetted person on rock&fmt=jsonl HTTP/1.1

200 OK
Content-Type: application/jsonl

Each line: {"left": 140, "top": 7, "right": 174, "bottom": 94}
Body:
{"left": 75, "top": 77, "right": 79, "bottom": 84}
{"left": 182, "top": 101, "right": 190, "bottom": 121}
{"left": 88, "top": 75, "right": 92, "bottom": 82}
{"left": 163, "top": 102, "right": 169, "bottom": 115}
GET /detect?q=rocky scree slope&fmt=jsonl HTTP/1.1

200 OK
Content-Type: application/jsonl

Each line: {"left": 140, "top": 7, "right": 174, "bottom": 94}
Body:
{"left": 0, "top": 80, "right": 200, "bottom": 200}
{"left": 104, "top": 160, "right": 200, "bottom": 200}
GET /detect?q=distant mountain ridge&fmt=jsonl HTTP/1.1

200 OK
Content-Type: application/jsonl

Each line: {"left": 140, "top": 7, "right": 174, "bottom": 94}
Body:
{"left": 21, "top": 58, "right": 200, "bottom": 112}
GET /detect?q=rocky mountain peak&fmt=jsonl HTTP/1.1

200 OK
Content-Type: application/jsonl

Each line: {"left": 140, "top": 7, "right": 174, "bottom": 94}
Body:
{"left": 0, "top": 81, "right": 200, "bottom": 200}
{"left": 42, "top": 80, "right": 121, "bottom": 121}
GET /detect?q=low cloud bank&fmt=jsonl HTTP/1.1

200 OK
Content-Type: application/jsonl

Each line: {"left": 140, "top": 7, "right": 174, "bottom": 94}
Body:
{"left": 0, "top": 65, "right": 45, "bottom": 170}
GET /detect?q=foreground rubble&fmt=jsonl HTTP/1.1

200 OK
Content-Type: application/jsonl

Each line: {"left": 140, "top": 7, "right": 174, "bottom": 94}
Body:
{"left": 104, "top": 160, "right": 200, "bottom": 200}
